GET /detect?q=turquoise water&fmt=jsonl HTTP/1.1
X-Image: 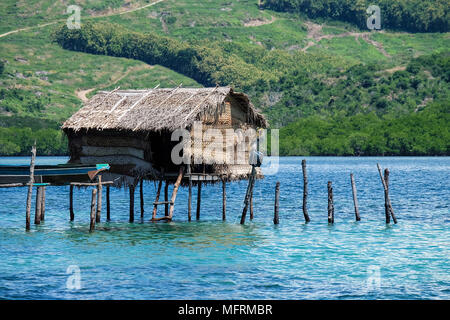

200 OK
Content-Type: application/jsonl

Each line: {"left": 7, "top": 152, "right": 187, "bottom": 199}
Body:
{"left": 0, "top": 156, "right": 448, "bottom": 299}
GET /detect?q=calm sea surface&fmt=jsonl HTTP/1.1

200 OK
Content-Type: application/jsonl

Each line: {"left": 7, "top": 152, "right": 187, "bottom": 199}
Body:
{"left": 0, "top": 156, "right": 448, "bottom": 299}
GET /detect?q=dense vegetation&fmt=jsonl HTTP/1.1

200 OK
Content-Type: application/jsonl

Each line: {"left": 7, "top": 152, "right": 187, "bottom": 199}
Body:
{"left": 262, "top": 0, "right": 449, "bottom": 32}
{"left": 0, "top": 116, "right": 67, "bottom": 155}
{"left": 280, "top": 101, "right": 449, "bottom": 156}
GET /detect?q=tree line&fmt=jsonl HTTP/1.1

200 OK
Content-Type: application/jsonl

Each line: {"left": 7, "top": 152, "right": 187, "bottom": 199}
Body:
{"left": 262, "top": 0, "right": 449, "bottom": 32}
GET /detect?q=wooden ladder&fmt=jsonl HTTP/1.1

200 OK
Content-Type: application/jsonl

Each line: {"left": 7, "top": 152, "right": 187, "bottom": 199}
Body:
{"left": 151, "top": 167, "right": 184, "bottom": 221}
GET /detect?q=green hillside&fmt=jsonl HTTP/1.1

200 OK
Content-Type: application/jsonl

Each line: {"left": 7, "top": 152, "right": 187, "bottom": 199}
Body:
{"left": 0, "top": 0, "right": 448, "bottom": 156}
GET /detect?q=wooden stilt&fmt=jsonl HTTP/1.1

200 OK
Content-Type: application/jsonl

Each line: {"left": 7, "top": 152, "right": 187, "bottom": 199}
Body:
{"left": 140, "top": 179, "right": 144, "bottom": 218}
{"left": 384, "top": 169, "right": 390, "bottom": 223}
{"left": 377, "top": 164, "right": 397, "bottom": 224}
{"left": 164, "top": 181, "right": 169, "bottom": 216}
{"left": 188, "top": 165, "right": 192, "bottom": 221}
{"left": 152, "top": 180, "right": 163, "bottom": 220}
{"left": 89, "top": 188, "right": 97, "bottom": 232}
{"left": 106, "top": 185, "right": 110, "bottom": 221}
{"left": 350, "top": 173, "right": 361, "bottom": 221}
{"left": 240, "top": 166, "right": 256, "bottom": 225}
{"left": 96, "top": 175, "right": 102, "bottom": 223}
{"left": 302, "top": 159, "right": 311, "bottom": 222}
{"left": 274, "top": 182, "right": 280, "bottom": 224}
{"left": 250, "top": 191, "right": 254, "bottom": 220}
{"left": 40, "top": 186, "right": 46, "bottom": 221}
{"left": 25, "top": 142, "right": 36, "bottom": 230}
{"left": 152, "top": 167, "right": 184, "bottom": 221}
{"left": 69, "top": 184, "right": 74, "bottom": 221}
{"left": 34, "top": 186, "right": 42, "bottom": 225}
{"left": 327, "top": 181, "right": 334, "bottom": 224}
{"left": 129, "top": 184, "right": 135, "bottom": 223}
{"left": 222, "top": 180, "right": 226, "bottom": 221}
{"left": 196, "top": 182, "right": 202, "bottom": 220}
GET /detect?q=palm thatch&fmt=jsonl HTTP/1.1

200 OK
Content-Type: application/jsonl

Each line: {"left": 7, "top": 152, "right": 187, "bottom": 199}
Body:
{"left": 62, "top": 87, "right": 267, "bottom": 132}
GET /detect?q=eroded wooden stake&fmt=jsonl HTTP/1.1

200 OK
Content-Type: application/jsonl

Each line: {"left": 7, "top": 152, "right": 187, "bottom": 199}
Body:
{"left": 274, "top": 182, "right": 280, "bottom": 225}
{"left": 129, "top": 184, "right": 135, "bottom": 223}
{"left": 140, "top": 179, "right": 144, "bottom": 218}
{"left": 34, "top": 186, "right": 42, "bottom": 225}
{"left": 377, "top": 164, "right": 397, "bottom": 224}
{"left": 222, "top": 180, "right": 226, "bottom": 221}
{"left": 25, "top": 142, "right": 36, "bottom": 230}
{"left": 196, "top": 182, "right": 202, "bottom": 220}
{"left": 40, "top": 186, "right": 46, "bottom": 221}
{"left": 350, "top": 173, "right": 361, "bottom": 221}
{"left": 106, "top": 185, "right": 110, "bottom": 221}
{"left": 152, "top": 180, "right": 163, "bottom": 220}
{"left": 96, "top": 175, "right": 102, "bottom": 223}
{"left": 302, "top": 159, "right": 311, "bottom": 222}
{"left": 89, "top": 188, "right": 97, "bottom": 232}
{"left": 164, "top": 181, "right": 169, "bottom": 217}
{"left": 69, "top": 184, "right": 74, "bottom": 221}
{"left": 327, "top": 181, "right": 334, "bottom": 224}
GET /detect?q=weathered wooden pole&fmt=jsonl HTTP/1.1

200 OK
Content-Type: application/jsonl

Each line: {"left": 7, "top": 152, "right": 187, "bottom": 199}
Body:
{"left": 327, "top": 181, "right": 334, "bottom": 224}
{"left": 140, "top": 179, "right": 144, "bottom": 218}
{"left": 40, "top": 186, "right": 46, "bottom": 221}
{"left": 167, "top": 167, "right": 184, "bottom": 220}
{"left": 129, "top": 184, "right": 135, "bottom": 223}
{"left": 164, "top": 181, "right": 169, "bottom": 217}
{"left": 96, "top": 175, "right": 102, "bottom": 223}
{"left": 152, "top": 180, "right": 163, "bottom": 220}
{"left": 377, "top": 164, "right": 397, "bottom": 224}
{"left": 240, "top": 166, "right": 256, "bottom": 225}
{"left": 250, "top": 192, "right": 254, "bottom": 220}
{"left": 69, "top": 184, "right": 74, "bottom": 221}
{"left": 274, "top": 182, "right": 280, "bottom": 224}
{"left": 89, "top": 188, "right": 97, "bottom": 232}
{"left": 301, "top": 159, "right": 311, "bottom": 222}
{"left": 34, "top": 186, "right": 42, "bottom": 225}
{"left": 188, "top": 177, "right": 192, "bottom": 222}
{"left": 106, "top": 185, "right": 111, "bottom": 221}
{"left": 222, "top": 180, "right": 226, "bottom": 221}
{"left": 196, "top": 182, "right": 202, "bottom": 220}
{"left": 350, "top": 173, "right": 361, "bottom": 221}
{"left": 25, "top": 142, "right": 36, "bottom": 230}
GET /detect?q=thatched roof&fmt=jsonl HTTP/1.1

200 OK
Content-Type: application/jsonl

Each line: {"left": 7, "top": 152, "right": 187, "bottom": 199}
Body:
{"left": 62, "top": 86, "right": 267, "bottom": 132}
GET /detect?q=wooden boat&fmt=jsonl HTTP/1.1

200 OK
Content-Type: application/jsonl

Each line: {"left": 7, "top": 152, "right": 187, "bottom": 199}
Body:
{"left": 0, "top": 164, "right": 109, "bottom": 185}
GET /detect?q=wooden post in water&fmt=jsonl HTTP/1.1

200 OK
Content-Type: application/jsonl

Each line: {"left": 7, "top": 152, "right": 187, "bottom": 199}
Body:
{"left": 140, "top": 179, "right": 144, "bottom": 218}
{"left": 34, "top": 186, "right": 42, "bottom": 225}
{"left": 164, "top": 181, "right": 169, "bottom": 217}
{"left": 301, "top": 159, "right": 311, "bottom": 222}
{"left": 167, "top": 167, "right": 184, "bottom": 220}
{"left": 96, "top": 175, "right": 102, "bottom": 223}
{"left": 25, "top": 142, "right": 36, "bottom": 230}
{"left": 327, "top": 181, "right": 334, "bottom": 224}
{"left": 188, "top": 167, "right": 192, "bottom": 222}
{"left": 89, "top": 188, "right": 97, "bottom": 232}
{"left": 240, "top": 166, "right": 256, "bottom": 225}
{"left": 40, "top": 186, "right": 46, "bottom": 221}
{"left": 377, "top": 164, "right": 397, "bottom": 224}
{"left": 106, "top": 185, "right": 111, "bottom": 221}
{"left": 222, "top": 180, "right": 226, "bottom": 221}
{"left": 69, "top": 184, "right": 74, "bottom": 221}
{"left": 152, "top": 180, "right": 163, "bottom": 220}
{"left": 350, "top": 173, "right": 361, "bottom": 221}
{"left": 129, "top": 184, "right": 135, "bottom": 223}
{"left": 196, "top": 182, "right": 202, "bottom": 220}
{"left": 274, "top": 182, "right": 280, "bottom": 224}
{"left": 250, "top": 192, "right": 254, "bottom": 220}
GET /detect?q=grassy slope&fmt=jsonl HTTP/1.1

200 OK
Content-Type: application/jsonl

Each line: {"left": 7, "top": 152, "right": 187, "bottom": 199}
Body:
{"left": 0, "top": 0, "right": 448, "bottom": 152}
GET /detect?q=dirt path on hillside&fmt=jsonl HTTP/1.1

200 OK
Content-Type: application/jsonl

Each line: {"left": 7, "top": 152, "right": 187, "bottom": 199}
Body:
{"left": 0, "top": 0, "right": 165, "bottom": 39}
{"left": 75, "top": 64, "right": 153, "bottom": 102}
{"left": 302, "top": 21, "right": 391, "bottom": 58}
{"left": 244, "top": 16, "right": 276, "bottom": 27}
